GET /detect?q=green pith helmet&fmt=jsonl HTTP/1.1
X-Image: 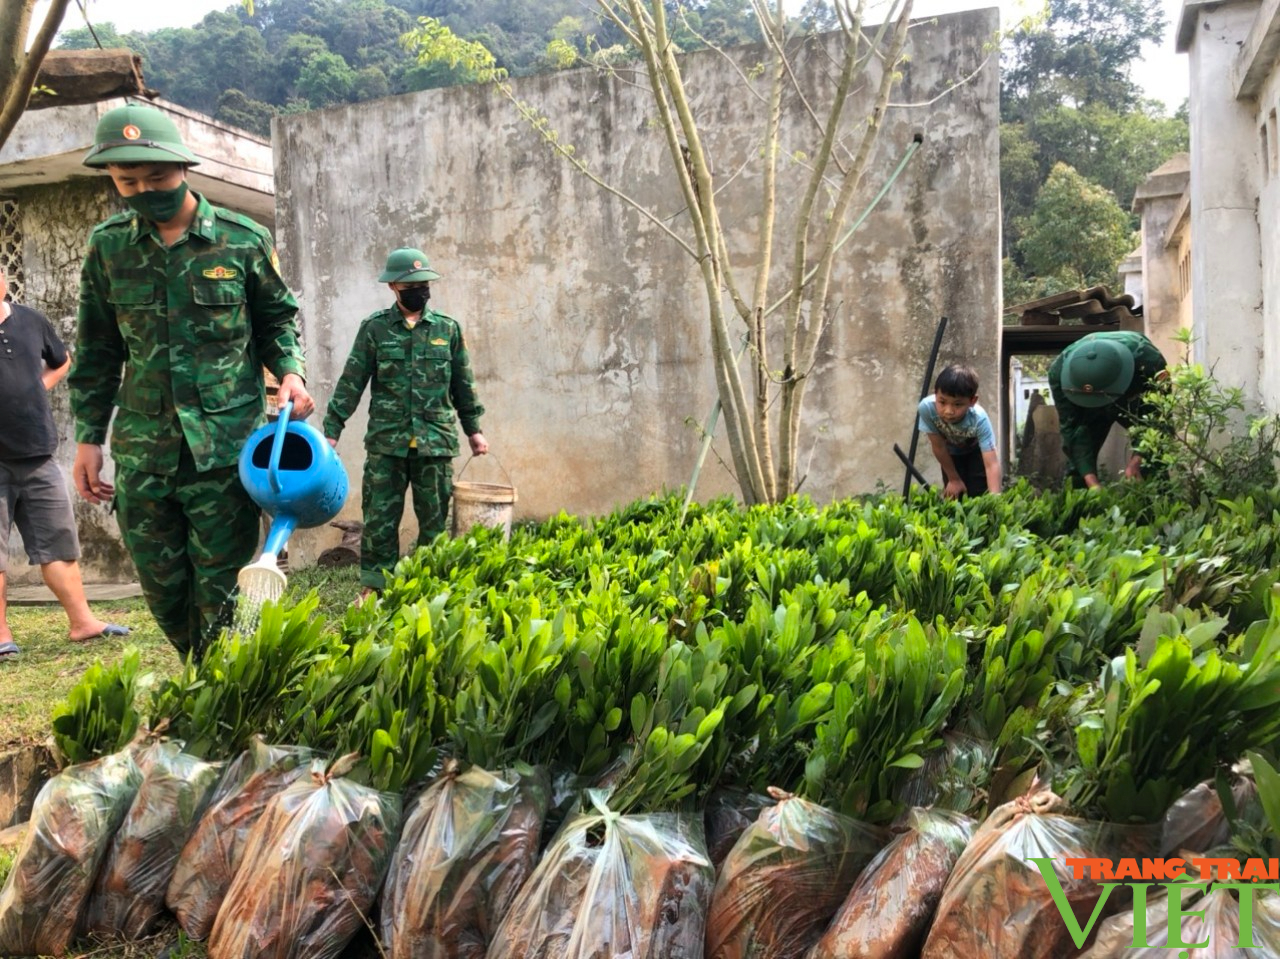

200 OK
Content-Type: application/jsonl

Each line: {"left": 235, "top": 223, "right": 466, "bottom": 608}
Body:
{"left": 378, "top": 248, "right": 440, "bottom": 283}
{"left": 83, "top": 103, "right": 200, "bottom": 168}
{"left": 1060, "top": 335, "right": 1135, "bottom": 408}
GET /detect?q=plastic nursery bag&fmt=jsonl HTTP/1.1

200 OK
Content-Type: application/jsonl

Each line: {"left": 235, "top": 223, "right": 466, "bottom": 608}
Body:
{"left": 0, "top": 748, "right": 142, "bottom": 956}
{"left": 1161, "top": 774, "right": 1259, "bottom": 858}
{"left": 207, "top": 753, "right": 403, "bottom": 959}
{"left": 82, "top": 741, "right": 223, "bottom": 940}
{"left": 922, "top": 789, "right": 1158, "bottom": 959}
{"left": 704, "top": 789, "right": 773, "bottom": 871}
{"left": 380, "top": 762, "right": 551, "bottom": 959}
{"left": 487, "top": 789, "right": 714, "bottom": 959}
{"left": 1081, "top": 885, "right": 1280, "bottom": 957}
{"left": 809, "top": 807, "right": 977, "bottom": 959}
{"left": 705, "top": 790, "right": 889, "bottom": 959}
{"left": 167, "top": 739, "right": 315, "bottom": 939}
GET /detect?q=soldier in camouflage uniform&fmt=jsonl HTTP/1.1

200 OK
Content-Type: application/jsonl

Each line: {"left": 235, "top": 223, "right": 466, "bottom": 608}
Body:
{"left": 68, "top": 103, "right": 315, "bottom": 659}
{"left": 323, "top": 248, "right": 487, "bottom": 599}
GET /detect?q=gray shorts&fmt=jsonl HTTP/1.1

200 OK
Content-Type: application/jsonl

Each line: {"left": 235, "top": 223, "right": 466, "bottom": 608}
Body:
{"left": 0, "top": 456, "right": 81, "bottom": 573}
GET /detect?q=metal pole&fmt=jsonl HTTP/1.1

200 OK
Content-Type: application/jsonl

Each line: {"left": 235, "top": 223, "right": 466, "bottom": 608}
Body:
{"left": 893, "top": 443, "right": 931, "bottom": 488}
{"left": 902, "top": 314, "right": 949, "bottom": 499}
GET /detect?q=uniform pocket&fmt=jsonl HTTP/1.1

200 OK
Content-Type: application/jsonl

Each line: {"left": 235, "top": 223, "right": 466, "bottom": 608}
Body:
{"left": 377, "top": 346, "right": 407, "bottom": 378}
{"left": 192, "top": 279, "right": 247, "bottom": 341}
{"left": 115, "top": 378, "right": 163, "bottom": 414}
{"left": 107, "top": 287, "right": 156, "bottom": 308}
{"left": 198, "top": 376, "right": 260, "bottom": 413}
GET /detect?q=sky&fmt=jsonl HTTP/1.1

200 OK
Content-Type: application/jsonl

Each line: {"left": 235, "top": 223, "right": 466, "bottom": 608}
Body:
{"left": 35, "top": 0, "right": 1191, "bottom": 113}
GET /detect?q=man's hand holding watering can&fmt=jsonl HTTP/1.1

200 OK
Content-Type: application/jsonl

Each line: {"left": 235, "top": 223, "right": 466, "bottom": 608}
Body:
{"left": 276, "top": 373, "right": 314, "bottom": 420}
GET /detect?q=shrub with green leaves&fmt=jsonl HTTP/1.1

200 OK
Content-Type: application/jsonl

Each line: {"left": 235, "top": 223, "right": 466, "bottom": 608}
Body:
{"left": 1132, "top": 332, "right": 1280, "bottom": 501}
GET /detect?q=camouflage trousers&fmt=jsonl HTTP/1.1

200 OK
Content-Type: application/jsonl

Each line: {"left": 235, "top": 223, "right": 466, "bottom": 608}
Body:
{"left": 360, "top": 450, "right": 452, "bottom": 589}
{"left": 115, "top": 444, "right": 259, "bottom": 659}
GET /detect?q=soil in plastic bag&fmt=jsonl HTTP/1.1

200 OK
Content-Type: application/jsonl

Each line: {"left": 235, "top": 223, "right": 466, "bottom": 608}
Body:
{"left": 207, "top": 756, "right": 403, "bottom": 959}
{"left": 380, "top": 761, "right": 551, "bottom": 959}
{"left": 705, "top": 790, "right": 773, "bottom": 872}
{"left": 1161, "top": 775, "right": 1259, "bottom": 857}
{"left": 82, "top": 742, "right": 223, "bottom": 940}
{"left": 487, "top": 789, "right": 714, "bottom": 959}
{"left": 705, "top": 790, "right": 889, "bottom": 959}
{"left": 167, "top": 740, "right": 315, "bottom": 940}
{"left": 922, "top": 790, "right": 1158, "bottom": 959}
{"left": 0, "top": 749, "right": 142, "bottom": 956}
{"left": 1081, "top": 885, "right": 1280, "bottom": 957}
{"left": 809, "top": 807, "right": 977, "bottom": 959}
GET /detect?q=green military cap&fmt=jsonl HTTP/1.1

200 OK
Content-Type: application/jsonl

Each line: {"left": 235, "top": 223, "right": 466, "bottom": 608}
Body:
{"left": 83, "top": 103, "right": 200, "bottom": 168}
{"left": 378, "top": 247, "right": 441, "bottom": 283}
{"left": 1060, "top": 334, "right": 1135, "bottom": 408}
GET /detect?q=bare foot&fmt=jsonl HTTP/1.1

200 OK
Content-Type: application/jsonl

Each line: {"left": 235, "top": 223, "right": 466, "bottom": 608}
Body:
{"left": 69, "top": 621, "right": 130, "bottom": 643}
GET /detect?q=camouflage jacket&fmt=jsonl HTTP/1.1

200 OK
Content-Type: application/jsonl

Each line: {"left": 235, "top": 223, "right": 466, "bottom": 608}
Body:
{"left": 1048, "top": 331, "right": 1168, "bottom": 479}
{"left": 69, "top": 193, "right": 306, "bottom": 475}
{"left": 322, "top": 306, "right": 483, "bottom": 457}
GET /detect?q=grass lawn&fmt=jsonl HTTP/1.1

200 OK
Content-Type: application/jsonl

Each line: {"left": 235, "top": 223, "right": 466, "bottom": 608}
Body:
{"left": 0, "top": 565, "right": 363, "bottom": 750}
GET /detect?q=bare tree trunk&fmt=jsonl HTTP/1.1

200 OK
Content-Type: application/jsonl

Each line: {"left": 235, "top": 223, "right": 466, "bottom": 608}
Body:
{"left": 781, "top": 0, "right": 915, "bottom": 490}
{"left": 0, "top": 0, "right": 73, "bottom": 152}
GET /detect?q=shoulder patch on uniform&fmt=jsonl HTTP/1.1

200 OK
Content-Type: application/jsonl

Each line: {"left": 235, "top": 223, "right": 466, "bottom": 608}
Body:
{"left": 212, "top": 206, "right": 270, "bottom": 238}
{"left": 91, "top": 211, "right": 134, "bottom": 235}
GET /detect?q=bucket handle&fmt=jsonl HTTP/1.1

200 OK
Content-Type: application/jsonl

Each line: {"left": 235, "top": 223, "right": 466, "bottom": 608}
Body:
{"left": 268, "top": 400, "right": 294, "bottom": 495}
{"left": 456, "top": 452, "right": 513, "bottom": 488}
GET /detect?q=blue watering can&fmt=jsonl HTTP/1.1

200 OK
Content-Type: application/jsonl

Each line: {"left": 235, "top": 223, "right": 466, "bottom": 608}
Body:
{"left": 236, "top": 400, "right": 349, "bottom": 601}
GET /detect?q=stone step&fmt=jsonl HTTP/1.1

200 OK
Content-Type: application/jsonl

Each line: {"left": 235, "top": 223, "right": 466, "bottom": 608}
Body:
{"left": 6, "top": 582, "right": 142, "bottom": 605}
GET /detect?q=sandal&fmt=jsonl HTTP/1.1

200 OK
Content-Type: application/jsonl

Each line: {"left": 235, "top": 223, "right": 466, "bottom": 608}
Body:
{"left": 0, "top": 640, "right": 19, "bottom": 660}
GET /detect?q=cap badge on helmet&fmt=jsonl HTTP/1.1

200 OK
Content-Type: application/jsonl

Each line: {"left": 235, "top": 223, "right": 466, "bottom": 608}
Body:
{"left": 123, "top": 124, "right": 141, "bottom": 140}
{"left": 414, "top": 260, "right": 422, "bottom": 268}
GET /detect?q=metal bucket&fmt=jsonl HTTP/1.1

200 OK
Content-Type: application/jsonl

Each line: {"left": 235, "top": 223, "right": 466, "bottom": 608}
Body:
{"left": 451, "top": 457, "right": 516, "bottom": 540}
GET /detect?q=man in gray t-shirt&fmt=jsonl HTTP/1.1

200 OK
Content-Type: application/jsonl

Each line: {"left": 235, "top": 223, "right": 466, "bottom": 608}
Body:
{"left": 0, "top": 268, "right": 127, "bottom": 659}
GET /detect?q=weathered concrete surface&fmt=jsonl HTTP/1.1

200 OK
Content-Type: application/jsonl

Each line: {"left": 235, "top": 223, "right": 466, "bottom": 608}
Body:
{"left": 0, "top": 744, "right": 56, "bottom": 829}
{"left": 274, "top": 12, "right": 1001, "bottom": 560}
{"left": 6, "top": 583, "right": 142, "bottom": 605}
{"left": 1179, "top": 0, "right": 1267, "bottom": 405}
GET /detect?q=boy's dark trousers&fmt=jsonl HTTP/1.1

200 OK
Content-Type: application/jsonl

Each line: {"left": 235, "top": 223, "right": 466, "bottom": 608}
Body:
{"left": 951, "top": 448, "right": 989, "bottom": 496}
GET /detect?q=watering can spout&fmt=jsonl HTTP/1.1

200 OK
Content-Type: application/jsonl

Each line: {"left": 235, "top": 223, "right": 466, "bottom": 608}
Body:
{"left": 262, "top": 514, "right": 298, "bottom": 559}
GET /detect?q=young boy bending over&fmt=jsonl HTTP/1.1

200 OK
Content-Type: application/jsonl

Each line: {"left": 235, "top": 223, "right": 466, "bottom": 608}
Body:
{"left": 916, "top": 364, "right": 1002, "bottom": 498}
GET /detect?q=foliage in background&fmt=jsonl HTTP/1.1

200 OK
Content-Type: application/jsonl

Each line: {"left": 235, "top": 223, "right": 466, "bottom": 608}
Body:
{"left": 55, "top": 0, "right": 775, "bottom": 136}
{"left": 999, "top": 0, "right": 1188, "bottom": 287}
{"left": 1005, "top": 162, "right": 1137, "bottom": 302}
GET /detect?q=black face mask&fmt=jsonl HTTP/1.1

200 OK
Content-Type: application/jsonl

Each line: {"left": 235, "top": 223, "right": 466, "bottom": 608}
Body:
{"left": 398, "top": 285, "right": 430, "bottom": 314}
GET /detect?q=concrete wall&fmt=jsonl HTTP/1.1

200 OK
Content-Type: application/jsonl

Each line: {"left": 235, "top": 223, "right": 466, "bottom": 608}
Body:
{"left": 1181, "top": 0, "right": 1267, "bottom": 400}
{"left": 1248, "top": 6, "right": 1280, "bottom": 412}
{"left": 274, "top": 11, "right": 1001, "bottom": 563}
